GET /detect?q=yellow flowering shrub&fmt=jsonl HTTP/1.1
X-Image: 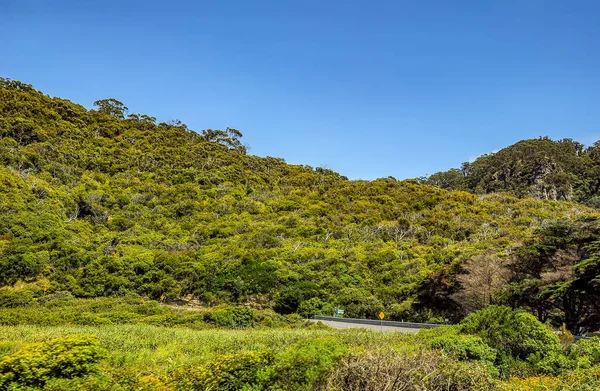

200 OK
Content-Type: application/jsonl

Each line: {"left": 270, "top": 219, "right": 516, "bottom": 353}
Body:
{"left": 501, "top": 366, "right": 600, "bottom": 391}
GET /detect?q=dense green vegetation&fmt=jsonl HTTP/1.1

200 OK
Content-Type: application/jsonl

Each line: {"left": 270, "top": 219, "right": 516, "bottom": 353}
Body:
{"left": 0, "top": 291, "right": 304, "bottom": 329}
{"left": 505, "top": 217, "right": 600, "bottom": 334}
{"left": 424, "top": 137, "right": 600, "bottom": 205}
{"left": 4, "top": 77, "right": 600, "bottom": 389}
{"left": 1, "top": 304, "right": 600, "bottom": 390}
{"left": 1, "top": 78, "right": 598, "bottom": 328}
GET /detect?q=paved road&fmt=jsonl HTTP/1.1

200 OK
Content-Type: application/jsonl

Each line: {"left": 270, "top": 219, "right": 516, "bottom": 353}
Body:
{"left": 309, "top": 319, "right": 421, "bottom": 333}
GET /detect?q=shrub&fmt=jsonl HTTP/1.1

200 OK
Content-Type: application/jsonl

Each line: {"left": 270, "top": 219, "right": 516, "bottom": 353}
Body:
{"left": 0, "top": 335, "right": 103, "bottom": 387}
{"left": 500, "top": 366, "right": 600, "bottom": 391}
{"left": 274, "top": 281, "right": 321, "bottom": 315}
{"left": 0, "top": 289, "right": 34, "bottom": 308}
{"left": 182, "top": 350, "right": 274, "bottom": 391}
{"left": 203, "top": 306, "right": 257, "bottom": 328}
{"left": 252, "top": 309, "right": 293, "bottom": 328}
{"left": 459, "top": 306, "right": 561, "bottom": 361}
{"left": 35, "top": 291, "right": 75, "bottom": 307}
{"left": 71, "top": 312, "right": 113, "bottom": 326}
{"left": 298, "top": 297, "right": 333, "bottom": 319}
{"left": 326, "top": 348, "right": 498, "bottom": 391}
{"left": 178, "top": 337, "right": 345, "bottom": 391}
{"left": 285, "top": 313, "right": 304, "bottom": 324}
{"left": 429, "top": 332, "right": 497, "bottom": 362}
{"left": 526, "top": 350, "right": 575, "bottom": 375}
{"left": 568, "top": 337, "right": 600, "bottom": 367}
{"left": 269, "top": 337, "right": 347, "bottom": 390}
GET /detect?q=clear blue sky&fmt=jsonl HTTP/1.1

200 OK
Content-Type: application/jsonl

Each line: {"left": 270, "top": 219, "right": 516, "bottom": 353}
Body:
{"left": 2, "top": 0, "right": 599, "bottom": 179}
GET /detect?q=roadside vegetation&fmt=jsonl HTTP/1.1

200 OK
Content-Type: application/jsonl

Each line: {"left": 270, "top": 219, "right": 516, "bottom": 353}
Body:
{"left": 1, "top": 303, "right": 600, "bottom": 390}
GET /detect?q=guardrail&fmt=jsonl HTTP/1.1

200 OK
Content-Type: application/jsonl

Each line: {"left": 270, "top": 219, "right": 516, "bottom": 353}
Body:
{"left": 313, "top": 315, "right": 444, "bottom": 329}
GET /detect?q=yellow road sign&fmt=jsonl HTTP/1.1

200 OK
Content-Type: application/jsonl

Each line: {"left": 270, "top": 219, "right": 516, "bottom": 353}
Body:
{"left": 379, "top": 311, "right": 385, "bottom": 320}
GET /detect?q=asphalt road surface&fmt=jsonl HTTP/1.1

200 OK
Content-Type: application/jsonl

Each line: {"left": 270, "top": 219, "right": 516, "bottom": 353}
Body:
{"left": 310, "top": 319, "right": 421, "bottom": 333}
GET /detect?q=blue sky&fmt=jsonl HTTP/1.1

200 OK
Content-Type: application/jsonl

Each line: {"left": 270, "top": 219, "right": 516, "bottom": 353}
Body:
{"left": 2, "top": 0, "right": 599, "bottom": 179}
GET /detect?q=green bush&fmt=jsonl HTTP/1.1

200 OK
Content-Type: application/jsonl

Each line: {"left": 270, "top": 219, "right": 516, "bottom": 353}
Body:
{"left": 179, "top": 337, "right": 345, "bottom": 391}
{"left": 203, "top": 306, "right": 257, "bottom": 328}
{"left": 35, "top": 292, "right": 75, "bottom": 307}
{"left": 0, "top": 335, "right": 103, "bottom": 387}
{"left": 252, "top": 309, "right": 295, "bottom": 328}
{"left": 269, "top": 337, "right": 347, "bottom": 390}
{"left": 568, "top": 337, "right": 600, "bottom": 367}
{"left": 428, "top": 330, "right": 497, "bottom": 362}
{"left": 183, "top": 350, "right": 274, "bottom": 391}
{"left": 274, "top": 281, "right": 322, "bottom": 315}
{"left": 0, "top": 289, "right": 34, "bottom": 308}
{"left": 298, "top": 297, "right": 333, "bottom": 319}
{"left": 71, "top": 313, "right": 113, "bottom": 326}
{"left": 459, "top": 306, "right": 561, "bottom": 361}
{"left": 526, "top": 350, "right": 575, "bottom": 375}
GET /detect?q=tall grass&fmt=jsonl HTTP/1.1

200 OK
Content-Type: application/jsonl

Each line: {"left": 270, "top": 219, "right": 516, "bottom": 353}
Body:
{"left": 3, "top": 300, "right": 600, "bottom": 390}
{"left": 0, "top": 325, "right": 418, "bottom": 370}
{"left": 0, "top": 325, "right": 430, "bottom": 390}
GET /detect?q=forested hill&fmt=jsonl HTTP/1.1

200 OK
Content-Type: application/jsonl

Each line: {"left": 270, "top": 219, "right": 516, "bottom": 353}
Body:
{"left": 424, "top": 137, "right": 600, "bottom": 206}
{"left": 1, "top": 78, "right": 598, "bottom": 325}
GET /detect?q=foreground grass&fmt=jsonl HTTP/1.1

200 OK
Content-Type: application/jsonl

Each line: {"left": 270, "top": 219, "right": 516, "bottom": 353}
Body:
{"left": 1, "top": 324, "right": 362, "bottom": 369}
{"left": 3, "top": 299, "right": 600, "bottom": 390}
{"left": 3, "top": 324, "right": 600, "bottom": 390}
{"left": 1, "top": 325, "right": 497, "bottom": 390}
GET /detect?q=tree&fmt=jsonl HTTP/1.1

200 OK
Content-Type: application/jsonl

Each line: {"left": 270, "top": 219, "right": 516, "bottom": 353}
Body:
{"left": 453, "top": 254, "right": 510, "bottom": 313}
{"left": 200, "top": 127, "right": 246, "bottom": 153}
{"left": 425, "top": 168, "right": 466, "bottom": 190}
{"left": 93, "top": 98, "right": 128, "bottom": 119}
{"left": 508, "top": 219, "right": 600, "bottom": 334}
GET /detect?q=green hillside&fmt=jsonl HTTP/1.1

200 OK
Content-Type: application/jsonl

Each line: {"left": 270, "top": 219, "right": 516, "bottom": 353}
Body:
{"left": 0, "top": 78, "right": 597, "bottom": 324}
{"left": 424, "top": 137, "right": 600, "bottom": 205}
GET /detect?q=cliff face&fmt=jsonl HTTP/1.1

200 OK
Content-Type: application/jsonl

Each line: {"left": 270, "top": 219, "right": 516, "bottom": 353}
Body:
{"left": 529, "top": 161, "right": 573, "bottom": 201}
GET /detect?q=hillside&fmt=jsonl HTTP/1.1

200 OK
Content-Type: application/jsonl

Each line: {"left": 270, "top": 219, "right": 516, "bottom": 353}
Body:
{"left": 0, "top": 78, "right": 596, "bottom": 323}
{"left": 424, "top": 137, "right": 600, "bottom": 205}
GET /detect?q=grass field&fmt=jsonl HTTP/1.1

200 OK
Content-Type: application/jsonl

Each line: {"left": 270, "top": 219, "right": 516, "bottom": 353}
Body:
{"left": 0, "top": 324, "right": 497, "bottom": 390}
{"left": 1, "top": 324, "right": 371, "bottom": 370}
{"left": 2, "top": 299, "right": 600, "bottom": 390}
